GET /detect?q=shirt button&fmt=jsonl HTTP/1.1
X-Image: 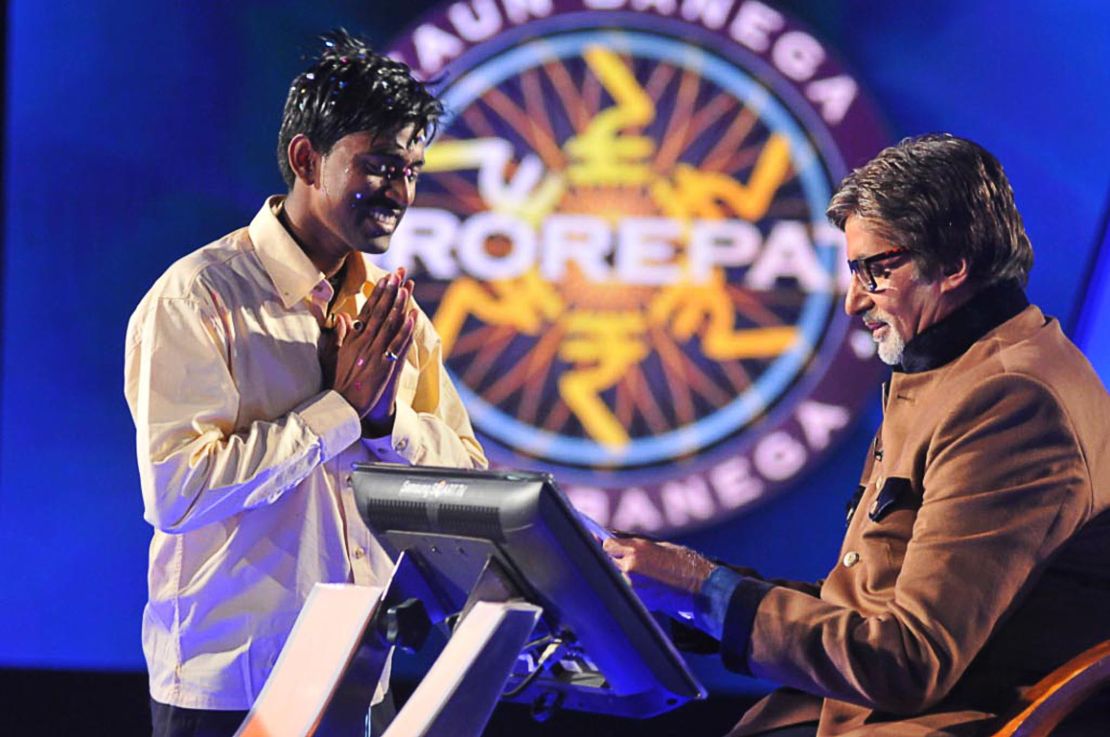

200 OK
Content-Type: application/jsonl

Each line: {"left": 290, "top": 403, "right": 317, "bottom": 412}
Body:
{"left": 395, "top": 438, "right": 408, "bottom": 451}
{"left": 353, "top": 548, "right": 364, "bottom": 560}
{"left": 843, "top": 551, "right": 860, "bottom": 568}
{"left": 869, "top": 499, "right": 880, "bottom": 516}
{"left": 875, "top": 475, "right": 885, "bottom": 489}
{"left": 345, "top": 475, "right": 352, "bottom": 487}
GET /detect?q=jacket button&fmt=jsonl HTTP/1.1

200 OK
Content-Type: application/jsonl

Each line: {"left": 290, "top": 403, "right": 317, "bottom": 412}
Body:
{"left": 843, "top": 551, "right": 860, "bottom": 568}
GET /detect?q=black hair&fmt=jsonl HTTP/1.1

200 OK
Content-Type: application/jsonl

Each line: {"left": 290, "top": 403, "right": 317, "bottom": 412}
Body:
{"left": 826, "top": 133, "right": 1033, "bottom": 287}
{"left": 276, "top": 29, "right": 444, "bottom": 189}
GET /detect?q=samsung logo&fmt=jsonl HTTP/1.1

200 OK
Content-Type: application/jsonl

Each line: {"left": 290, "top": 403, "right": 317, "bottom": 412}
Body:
{"left": 398, "top": 479, "right": 469, "bottom": 499}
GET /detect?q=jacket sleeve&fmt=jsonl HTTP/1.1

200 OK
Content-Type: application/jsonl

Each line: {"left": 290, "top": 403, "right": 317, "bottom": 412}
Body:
{"left": 721, "top": 373, "right": 1090, "bottom": 714}
{"left": 675, "top": 563, "right": 823, "bottom": 651}
{"left": 125, "top": 292, "right": 362, "bottom": 533}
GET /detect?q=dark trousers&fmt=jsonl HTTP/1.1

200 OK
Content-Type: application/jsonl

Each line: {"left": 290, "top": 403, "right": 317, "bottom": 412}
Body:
{"left": 150, "top": 700, "right": 247, "bottom": 737}
{"left": 150, "top": 695, "right": 397, "bottom": 737}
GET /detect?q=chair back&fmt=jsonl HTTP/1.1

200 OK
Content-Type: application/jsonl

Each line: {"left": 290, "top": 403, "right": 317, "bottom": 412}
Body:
{"left": 991, "top": 639, "right": 1110, "bottom": 737}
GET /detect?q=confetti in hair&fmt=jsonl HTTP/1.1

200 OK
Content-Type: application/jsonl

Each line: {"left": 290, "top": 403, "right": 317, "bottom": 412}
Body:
{"left": 276, "top": 29, "right": 444, "bottom": 189}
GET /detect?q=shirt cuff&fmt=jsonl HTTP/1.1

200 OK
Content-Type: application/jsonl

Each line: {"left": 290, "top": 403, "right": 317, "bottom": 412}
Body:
{"left": 692, "top": 566, "right": 744, "bottom": 639}
{"left": 361, "top": 400, "right": 418, "bottom": 464}
{"left": 295, "top": 390, "right": 362, "bottom": 462}
{"left": 719, "top": 574, "right": 774, "bottom": 675}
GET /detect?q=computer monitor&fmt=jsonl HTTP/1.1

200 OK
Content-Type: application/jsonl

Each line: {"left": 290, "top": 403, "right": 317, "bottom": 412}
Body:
{"left": 351, "top": 463, "right": 705, "bottom": 718}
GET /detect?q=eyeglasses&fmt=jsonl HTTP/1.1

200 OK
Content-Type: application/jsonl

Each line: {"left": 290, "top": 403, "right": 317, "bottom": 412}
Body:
{"left": 847, "top": 247, "right": 913, "bottom": 293}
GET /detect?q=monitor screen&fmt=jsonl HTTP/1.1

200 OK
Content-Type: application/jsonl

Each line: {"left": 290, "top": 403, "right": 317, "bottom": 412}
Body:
{"left": 351, "top": 463, "right": 705, "bottom": 718}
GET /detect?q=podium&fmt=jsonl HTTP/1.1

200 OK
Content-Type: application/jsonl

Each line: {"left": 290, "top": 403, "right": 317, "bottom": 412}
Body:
{"left": 235, "top": 465, "right": 705, "bottom": 736}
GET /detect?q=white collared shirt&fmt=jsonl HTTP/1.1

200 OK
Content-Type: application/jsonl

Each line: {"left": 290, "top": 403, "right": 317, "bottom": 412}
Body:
{"left": 124, "top": 197, "right": 486, "bottom": 709}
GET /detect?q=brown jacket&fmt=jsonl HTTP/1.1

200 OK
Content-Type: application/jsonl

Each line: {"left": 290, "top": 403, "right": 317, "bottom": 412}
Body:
{"left": 725, "top": 284, "right": 1110, "bottom": 736}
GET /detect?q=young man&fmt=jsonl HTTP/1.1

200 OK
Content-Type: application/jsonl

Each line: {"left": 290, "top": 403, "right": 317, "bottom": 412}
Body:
{"left": 124, "top": 30, "right": 486, "bottom": 736}
{"left": 605, "top": 134, "right": 1110, "bottom": 736}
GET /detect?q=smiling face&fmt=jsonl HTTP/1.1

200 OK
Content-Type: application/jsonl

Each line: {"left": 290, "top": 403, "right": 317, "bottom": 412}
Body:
{"left": 316, "top": 125, "right": 425, "bottom": 253}
{"left": 843, "top": 216, "right": 966, "bottom": 366}
{"left": 286, "top": 124, "right": 425, "bottom": 267}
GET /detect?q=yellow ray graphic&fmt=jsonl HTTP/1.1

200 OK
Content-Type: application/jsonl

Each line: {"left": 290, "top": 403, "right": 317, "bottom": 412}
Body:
{"left": 433, "top": 270, "right": 564, "bottom": 355}
{"left": 424, "top": 138, "right": 565, "bottom": 226}
{"left": 558, "top": 311, "right": 649, "bottom": 447}
{"left": 564, "top": 47, "right": 657, "bottom": 186}
{"left": 651, "top": 133, "right": 792, "bottom": 220}
{"left": 650, "top": 275, "right": 799, "bottom": 360}
{"left": 421, "top": 48, "right": 813, "bottom": 451}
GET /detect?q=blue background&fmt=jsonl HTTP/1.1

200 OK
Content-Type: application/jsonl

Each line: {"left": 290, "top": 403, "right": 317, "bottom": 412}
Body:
{"left": 3, "top": 0, "right": 1109, "bottom": 698}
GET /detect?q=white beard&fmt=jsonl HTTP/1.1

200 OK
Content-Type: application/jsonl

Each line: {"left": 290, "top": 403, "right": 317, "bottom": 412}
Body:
{"left": 876, "top": 325, "right": 907, "bottom": 366}
{"left": 864, "top": 307, "right": 908, "bottom": 366}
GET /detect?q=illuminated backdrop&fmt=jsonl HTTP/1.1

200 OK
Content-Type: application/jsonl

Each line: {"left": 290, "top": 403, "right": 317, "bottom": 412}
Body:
{"left": 381, "top": 2, "right": 887, "bottom": 536}
{"left": 2, "top": 2, "right": 1109, "bottom": 699}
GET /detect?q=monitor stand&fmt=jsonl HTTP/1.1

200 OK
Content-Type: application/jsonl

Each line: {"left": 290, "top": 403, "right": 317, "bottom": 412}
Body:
{"left": 235, "top": 551, "right": 541, "bottom": 737}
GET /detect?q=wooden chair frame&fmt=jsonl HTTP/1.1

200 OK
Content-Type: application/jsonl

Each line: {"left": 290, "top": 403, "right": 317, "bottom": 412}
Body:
{"left": 991, "top": 639, "right": 1110, "bottom": 737}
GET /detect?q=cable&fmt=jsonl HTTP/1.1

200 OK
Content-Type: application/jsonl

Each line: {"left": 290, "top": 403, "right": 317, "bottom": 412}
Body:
{"left": 502, "top": 637, "right": 566, "bottom": 698}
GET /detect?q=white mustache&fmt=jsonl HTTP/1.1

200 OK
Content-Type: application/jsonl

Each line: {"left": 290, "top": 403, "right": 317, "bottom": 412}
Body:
{"left": 863, "top": 310, "right": 892, "bottom": 326}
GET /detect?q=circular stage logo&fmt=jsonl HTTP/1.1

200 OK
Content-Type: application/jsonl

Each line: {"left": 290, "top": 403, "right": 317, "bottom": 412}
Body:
{"left": 383, "top": 0, "right": 887, "bottom": 534}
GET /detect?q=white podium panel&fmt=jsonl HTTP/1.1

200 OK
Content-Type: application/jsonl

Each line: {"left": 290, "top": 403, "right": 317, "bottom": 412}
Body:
{"left": 383, "top": 601, "right": 541, "bottom": 737}
{"left": 235, "top": 584, "right": 386, "bottom": 737}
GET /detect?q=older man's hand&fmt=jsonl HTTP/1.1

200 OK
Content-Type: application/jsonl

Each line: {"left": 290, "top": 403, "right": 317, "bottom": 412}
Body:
{"left": 603, "top": 535, "right": 715, "bottom": 616}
